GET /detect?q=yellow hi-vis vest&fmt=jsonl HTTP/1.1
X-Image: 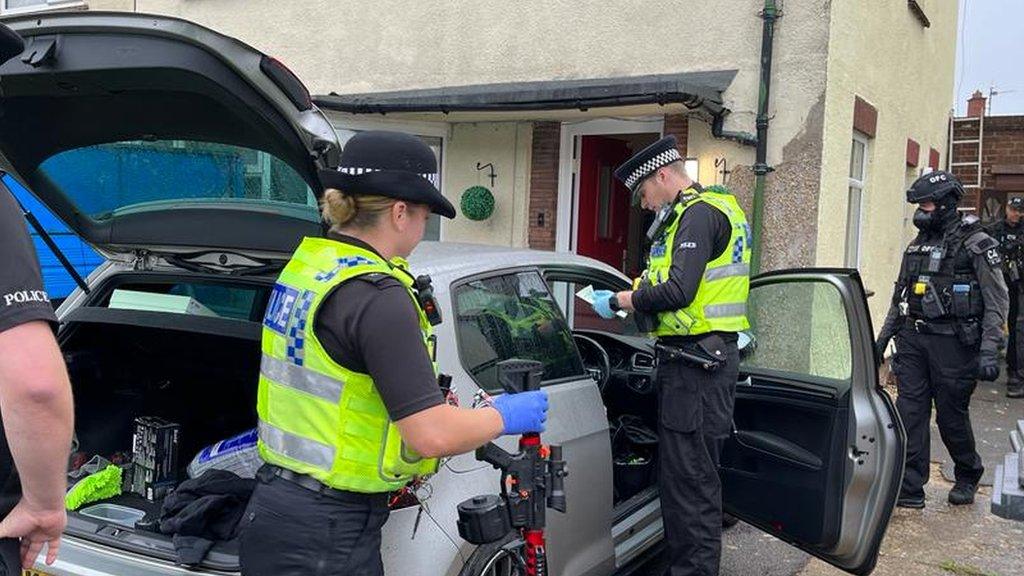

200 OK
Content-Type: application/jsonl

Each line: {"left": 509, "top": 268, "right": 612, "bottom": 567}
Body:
{"left": 257, "top": 237, "right": 439, "bottom": 493}
{"left": 644, "top": 189, "right": 751, "bottom": 337}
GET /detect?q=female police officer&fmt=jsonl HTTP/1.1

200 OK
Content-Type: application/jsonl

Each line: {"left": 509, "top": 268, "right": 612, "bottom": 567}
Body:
{"left": 240, "top": 131, "right": 548, "bottom": 575}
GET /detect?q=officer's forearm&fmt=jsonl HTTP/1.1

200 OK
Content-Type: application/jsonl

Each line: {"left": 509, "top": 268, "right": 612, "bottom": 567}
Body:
{"left": 395, "top": 404, "right": 504, "bottom": 459}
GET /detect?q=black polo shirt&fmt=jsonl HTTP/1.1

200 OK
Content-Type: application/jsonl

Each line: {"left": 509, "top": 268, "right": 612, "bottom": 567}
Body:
{"left": 0, "top": 187, "right": 58, "bottom": 518}
{"left": 312, "top": 234, "right": 442, "bottom": 421}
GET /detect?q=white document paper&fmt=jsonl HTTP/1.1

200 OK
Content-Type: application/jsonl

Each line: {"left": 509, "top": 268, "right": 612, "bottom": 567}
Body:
{"left": 575, "top": 285, "right": 628, "bottom": 318}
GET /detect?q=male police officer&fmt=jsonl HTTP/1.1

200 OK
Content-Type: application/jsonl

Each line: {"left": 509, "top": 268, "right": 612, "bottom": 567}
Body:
{"left": 592, "top": 135, "right": 750, "bottom": 576}
{"left": 876, "top": 170, "right": 1008, "bottom": 508}
{"left": 0, "top": 25, "right": 74, "bottom": 573}
{"left": 987, "top": 197, "right": 1024, "bottom": 398}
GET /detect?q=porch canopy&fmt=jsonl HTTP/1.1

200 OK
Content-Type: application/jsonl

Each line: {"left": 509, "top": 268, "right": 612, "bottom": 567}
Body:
{"left": 313, "top": 70, "right": 737, "bottom": 123}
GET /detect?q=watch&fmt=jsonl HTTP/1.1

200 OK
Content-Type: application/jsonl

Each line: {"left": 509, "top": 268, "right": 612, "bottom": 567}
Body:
{"left": 608, "top": 294, "right": 621, "bottom": 312}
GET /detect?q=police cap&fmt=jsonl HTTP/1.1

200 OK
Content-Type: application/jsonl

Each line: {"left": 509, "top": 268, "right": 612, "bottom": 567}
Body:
{"left": 1009, "top": 197, "right": 1024, "bottom": 210}
{"left": 906, "top": 170, "right": 964, "bottom": 205}
{"left": 613, "top": 136, "right": 684, "bottom": 197}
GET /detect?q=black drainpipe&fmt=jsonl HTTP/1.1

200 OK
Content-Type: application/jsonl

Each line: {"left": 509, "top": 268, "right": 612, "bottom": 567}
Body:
{"left": 711, "top": 0, "right": 779, "bottom": 275}
{"left": 749, "top": 0, "right": 780, "bottom": 275}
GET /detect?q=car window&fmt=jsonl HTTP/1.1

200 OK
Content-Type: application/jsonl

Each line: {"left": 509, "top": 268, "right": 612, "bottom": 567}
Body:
{"left": 101, "top": 281, "right": 268, "bottom": 322}
{"left": 453, "top": 270, "right": 585, "bottom": 392}
{"left": 548, "top": 280, "right": 641, "bottom": 337}
{"left": 37, "top": 140, "right": 316, "bottom": 221}
{"left": 742, "top": 279, "right": 852, "bottom": 382}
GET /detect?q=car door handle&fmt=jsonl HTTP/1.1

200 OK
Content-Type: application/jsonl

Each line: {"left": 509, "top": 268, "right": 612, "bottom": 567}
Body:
{"left": 737, "top": 376, "right": 752, "bottom": 387}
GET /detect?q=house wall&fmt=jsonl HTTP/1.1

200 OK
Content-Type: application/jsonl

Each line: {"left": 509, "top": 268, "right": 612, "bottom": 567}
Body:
{"left": 816, "top": 0, "right": 959, "bottom": 329}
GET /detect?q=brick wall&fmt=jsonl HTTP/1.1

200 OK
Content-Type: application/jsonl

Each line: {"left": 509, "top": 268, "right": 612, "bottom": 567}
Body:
{"left": 663, "top": 114, "right": 689, "bottom": 159}
{"left": 952, "top": 115, "right": 1024, "bottom": 212}
{"left": 527, "top": 122, "right": 561, "bottom": 250}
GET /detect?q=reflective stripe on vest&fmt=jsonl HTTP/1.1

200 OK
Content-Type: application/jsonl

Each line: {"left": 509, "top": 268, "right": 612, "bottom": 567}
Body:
{"left": 644, "top": 190, "right": 751, "bottom": 337}
{"left": 257, "top": 237, "right": 439, "bottom": 493}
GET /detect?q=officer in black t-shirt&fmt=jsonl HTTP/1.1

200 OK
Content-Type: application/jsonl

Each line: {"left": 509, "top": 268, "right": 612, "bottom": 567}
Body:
{"left": 0, "top": 185, "right": 74, "bottom": 571}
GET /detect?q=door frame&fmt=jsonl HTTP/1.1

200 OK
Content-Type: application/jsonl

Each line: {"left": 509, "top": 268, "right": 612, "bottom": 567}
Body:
{"left": 556, "top": 118, "right": 664, "bottom": 254}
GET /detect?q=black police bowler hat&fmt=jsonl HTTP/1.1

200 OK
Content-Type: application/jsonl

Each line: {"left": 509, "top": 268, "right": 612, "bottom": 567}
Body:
{"left": 318, "top": 131, "right": 456, "bottom": 219}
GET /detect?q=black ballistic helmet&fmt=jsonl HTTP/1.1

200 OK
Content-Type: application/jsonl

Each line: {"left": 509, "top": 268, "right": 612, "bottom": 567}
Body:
{"left": 905, "top": 170, "right": 964, "bottom": 206}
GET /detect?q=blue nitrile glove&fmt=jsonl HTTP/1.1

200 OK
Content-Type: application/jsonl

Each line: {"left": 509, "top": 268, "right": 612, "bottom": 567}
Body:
{"left": 592, "top": 290, "right": 617, "bottom": 320}
{"left": 493, "top": 390, "right": 549, "bottom": 435}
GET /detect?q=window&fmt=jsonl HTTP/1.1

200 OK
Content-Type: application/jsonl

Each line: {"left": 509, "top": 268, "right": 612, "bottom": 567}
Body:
{"left": 597, "top": 166, "right": 613, "bottom": 239}
{"left": 102, "top": 281, "right": 269, "bottom": 322}
{"left": 453, "top": 270, "right": 585, "bottom": 392}
{"left": 742, "top": 279, "right": 852, "bottom": 382}
{"left": 335, "top": 128, "right": 444, "bottom": 241}
{"left": 38, "top": 140, "right": 316, "bottom": 222}
{"left": 1, "top": 0, "right": 82, "bottom": 14}
{"left": 846, "top": 134, "right": 869, "bottom": 268}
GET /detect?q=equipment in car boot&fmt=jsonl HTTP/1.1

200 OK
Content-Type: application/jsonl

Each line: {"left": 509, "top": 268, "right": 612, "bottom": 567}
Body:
{"left": 159, "top": 469, "right": 256, "bottom": 567}
{"left": 187, "top": 428, "right": 260, "bottom": 479}
{"left": 65, "top": 464, "right": 123, "bottom": 511}
{"left": 131, "top": 416, "right": 181, "bottom": 501}
{"left": 457, "top": 360, "right": 568, "bottom": 576}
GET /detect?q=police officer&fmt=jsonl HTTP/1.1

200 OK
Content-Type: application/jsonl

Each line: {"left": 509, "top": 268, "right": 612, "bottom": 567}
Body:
{"left": 0, "top": 25, "right": 74, "bottom": 573}
{"left": 987, "top": 197, "right": 1024, "bottom": 398}
{"left": 239, "top": 131, "right": 549, "bottom": 575}
{"left": 592, "top": 135, "right": 750, "bottom": 576}
{"left": 876, "top": 170, "right": 1008, "bottom": 508}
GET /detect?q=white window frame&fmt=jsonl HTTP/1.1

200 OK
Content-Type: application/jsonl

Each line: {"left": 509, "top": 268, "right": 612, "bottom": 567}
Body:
{"left": 845, "top": 133, "right": 869, "bottom": 268}
{"left": 0, "top": 0, "right": 86, "bottom": 16}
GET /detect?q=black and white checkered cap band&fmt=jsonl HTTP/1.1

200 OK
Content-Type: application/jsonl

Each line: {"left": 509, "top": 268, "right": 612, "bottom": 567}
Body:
{"left": 338, "top": 166, "right": 440, "bottom": 187}
{"left": 624, "top": 148, "right": 682, "bottom": 190}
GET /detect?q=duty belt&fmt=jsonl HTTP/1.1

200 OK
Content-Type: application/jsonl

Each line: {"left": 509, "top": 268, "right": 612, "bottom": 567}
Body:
{"left": 262, "top": 465, "right": 389, "bottom": 505}
{"left": 654, "top": 342, "right": 723, "bottom": 371}
{"left": 904, "top": 318, "right": 958, "bottom": 336}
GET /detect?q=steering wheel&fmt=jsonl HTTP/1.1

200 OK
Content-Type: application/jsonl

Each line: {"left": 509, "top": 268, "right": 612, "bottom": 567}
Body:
{"left": 573, "top": 334, "right": 611, "bottom": 391}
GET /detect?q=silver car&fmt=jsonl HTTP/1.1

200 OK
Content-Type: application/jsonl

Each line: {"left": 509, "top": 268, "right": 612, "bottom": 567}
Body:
{"left": 0, "top": 12, "right": 904, "bottom": 576}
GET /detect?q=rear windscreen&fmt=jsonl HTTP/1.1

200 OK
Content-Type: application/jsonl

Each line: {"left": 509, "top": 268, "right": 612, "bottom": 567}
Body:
{"left": 38, "top": 140, "right": 317, "bottom": 221}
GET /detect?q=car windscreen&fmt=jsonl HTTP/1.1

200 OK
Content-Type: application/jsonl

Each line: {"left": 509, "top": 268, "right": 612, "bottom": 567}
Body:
{"left": 37, "top": 140, "right": 318, "bottom": 221}
{"left": 453, "top": 270, "right": 586, "bottom": 392}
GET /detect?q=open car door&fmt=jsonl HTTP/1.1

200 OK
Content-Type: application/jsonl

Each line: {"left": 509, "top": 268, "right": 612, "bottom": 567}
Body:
{"left": 722, "top": 269, "right": 905, "bottom": 575}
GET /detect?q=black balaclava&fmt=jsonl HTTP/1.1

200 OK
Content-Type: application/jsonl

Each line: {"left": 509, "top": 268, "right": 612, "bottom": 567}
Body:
{"left": 913, "top": 195, "right": 960, "bottom": 233}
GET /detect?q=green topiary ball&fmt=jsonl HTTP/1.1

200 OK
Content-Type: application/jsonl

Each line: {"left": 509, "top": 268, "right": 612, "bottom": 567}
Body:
{"left": 704, "top": 184, "right": 732, "bottom": 195}
{"left": 461, "top": 185, "right": 495, "bottom": 221}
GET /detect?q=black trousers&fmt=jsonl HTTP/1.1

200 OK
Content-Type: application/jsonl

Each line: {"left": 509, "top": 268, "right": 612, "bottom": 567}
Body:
{"left": 657, "top": 343, "right": 739, "bottom": 576}
{"left": 239, "top": 467, "right": 391, "bottom": 576}
{"left": 0, "top": 537, "right": 17, "bottom": 575}
{"left": 893, "top": 330, "right": 984, "bottom": 499}
{"left": 1009, "top": 283, "right": 1020, "bottom": 379}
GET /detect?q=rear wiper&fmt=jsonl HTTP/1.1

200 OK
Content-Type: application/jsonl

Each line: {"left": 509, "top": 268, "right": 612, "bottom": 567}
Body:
{"left": 2, "top": 179, "right": 90, "bottom": 294}
{"left": 163, "top": 251, "right": 284, "bottom": 277}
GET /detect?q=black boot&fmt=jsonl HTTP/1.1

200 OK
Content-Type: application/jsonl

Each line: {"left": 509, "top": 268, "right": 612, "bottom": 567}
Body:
{"left": 896, "top": 493, "right": 925, "bottom": 509}
{"left": 1008, "top": 379, "right": 1024, "bottom": 398}
{"left": 948, "top": 481, "right": 979, "bottom": 505}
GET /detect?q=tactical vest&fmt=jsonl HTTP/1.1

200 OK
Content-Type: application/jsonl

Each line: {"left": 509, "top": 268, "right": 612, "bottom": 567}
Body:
{"left": 257, "top": 237, "right": 438, "bottom": 493}
{"left": 899, "top": 220, "right": 985, "bottom": 324}
{"left": 644, "top": 189, "right": 751, "bottom": 337}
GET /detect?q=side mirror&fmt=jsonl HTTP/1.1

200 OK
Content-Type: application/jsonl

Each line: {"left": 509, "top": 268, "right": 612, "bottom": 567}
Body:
{"left": 0, "top": 24, "right": 24, "bottom": 67}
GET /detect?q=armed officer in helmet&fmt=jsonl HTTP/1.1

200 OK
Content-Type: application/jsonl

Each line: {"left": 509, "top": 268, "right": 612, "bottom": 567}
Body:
{"left": 876, "top": 170, "right": 1008, "bottom": 508}
{"left": 590, "top": 136, "right": 750, "bottom": 576}
{"left": 986, "top": 196, "right": 1024, "bottom": 398}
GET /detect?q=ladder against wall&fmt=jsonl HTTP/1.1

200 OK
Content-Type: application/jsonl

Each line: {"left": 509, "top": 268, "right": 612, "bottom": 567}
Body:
{"left": 950, "top": 115, "right": 986, "bottom": 217}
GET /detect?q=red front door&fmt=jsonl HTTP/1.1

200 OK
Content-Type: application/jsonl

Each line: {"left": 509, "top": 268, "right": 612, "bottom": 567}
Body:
{"left": 577, "top": 136, "right": 632, "bottom": 272}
